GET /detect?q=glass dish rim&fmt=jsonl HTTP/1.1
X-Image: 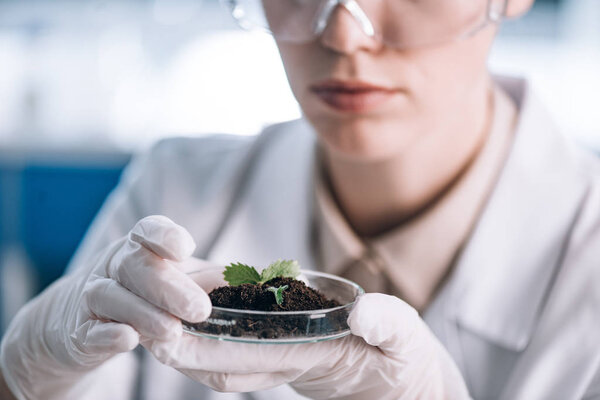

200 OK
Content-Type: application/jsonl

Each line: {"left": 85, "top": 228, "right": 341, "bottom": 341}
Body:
{"left": 183, "top": 329, "right": 352, "bottom": 344}
{"left": 187, "top": 267, "right": 365, "bottom": 316}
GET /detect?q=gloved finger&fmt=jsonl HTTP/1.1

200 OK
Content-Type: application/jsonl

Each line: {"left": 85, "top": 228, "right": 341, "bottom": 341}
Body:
{"left": 347, "top": 293, "right": 420, "bottom": 359}
{"left": 84, "top": 278, "right": 183, "bottom": 340}
{"left": 108, "top": 246, "right": 212, "bottom": 323}
{"left": 181, "top": 370, "right": 296, "bottom": 393}
{"left": 144, "top": 334, "right": 344, "bottom": 374}
{"left": 72, "top": 320, "right": 139, "bottom": 356}
{"left": 129, "top": 215, "right": 196, "bottom": 261}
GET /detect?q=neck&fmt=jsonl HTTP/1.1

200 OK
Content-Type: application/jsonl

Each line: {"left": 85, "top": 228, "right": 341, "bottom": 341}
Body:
{"left": 321, "top": 82, "right": 495, "bottom": 237}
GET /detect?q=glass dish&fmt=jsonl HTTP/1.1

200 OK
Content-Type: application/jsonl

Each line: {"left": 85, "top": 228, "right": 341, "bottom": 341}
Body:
{"left": 183, "top": 267, "right": 364, "bottom": 344}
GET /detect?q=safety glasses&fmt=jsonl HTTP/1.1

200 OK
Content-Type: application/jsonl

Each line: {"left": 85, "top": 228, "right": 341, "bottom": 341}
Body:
{"left": 222, "top": 0, "right": 507, "bottom": 50}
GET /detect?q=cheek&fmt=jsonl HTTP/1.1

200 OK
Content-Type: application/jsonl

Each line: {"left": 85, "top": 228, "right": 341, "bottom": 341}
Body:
{"left": 411, "top": 30, "right": 495, "bottom": 103}
{"left": 276, "top": 42, "right": 320, "bottom": 103}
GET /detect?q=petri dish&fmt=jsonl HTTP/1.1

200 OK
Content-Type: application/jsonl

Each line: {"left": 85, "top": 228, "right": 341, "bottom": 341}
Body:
{"left": 183, "top": 267, "right": 364, "bottom": 344}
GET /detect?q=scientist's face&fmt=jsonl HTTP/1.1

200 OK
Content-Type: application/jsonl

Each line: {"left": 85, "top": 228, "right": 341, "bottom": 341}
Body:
{"left": 271, "top": 0, "right": 533, "bottom": 162}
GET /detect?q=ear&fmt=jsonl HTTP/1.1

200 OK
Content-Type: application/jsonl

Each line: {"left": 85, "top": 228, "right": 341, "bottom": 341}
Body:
{"left": 505, "top": 0, "right": 535, "bottom": 18}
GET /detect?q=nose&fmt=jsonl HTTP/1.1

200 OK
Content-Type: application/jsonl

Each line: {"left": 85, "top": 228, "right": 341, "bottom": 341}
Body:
{"left": 316, "top": 0, "right": 382, "bottom": 54}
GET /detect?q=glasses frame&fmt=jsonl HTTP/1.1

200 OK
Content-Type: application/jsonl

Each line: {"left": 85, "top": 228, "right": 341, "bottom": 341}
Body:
{"left": 221, "top": 0, "right": 508, "bottom": 50}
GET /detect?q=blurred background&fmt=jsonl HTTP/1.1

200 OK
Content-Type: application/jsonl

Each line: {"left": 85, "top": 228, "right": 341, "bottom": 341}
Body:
{"left": 0, "top": 0, "right": 599, "bottom": 336}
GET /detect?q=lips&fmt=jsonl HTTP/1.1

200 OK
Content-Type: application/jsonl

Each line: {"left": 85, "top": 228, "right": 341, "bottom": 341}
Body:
{"left": 310, "top": 79, "right": 400, "bottom": 113}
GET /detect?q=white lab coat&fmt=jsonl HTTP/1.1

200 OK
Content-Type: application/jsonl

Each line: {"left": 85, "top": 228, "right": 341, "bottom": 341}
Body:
{"left": 67, "top": 76, "right": 600, "bottom": 400}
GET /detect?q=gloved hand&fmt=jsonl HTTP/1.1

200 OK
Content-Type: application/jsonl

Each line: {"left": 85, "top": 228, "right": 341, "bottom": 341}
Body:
{"left": 145, "top": 293, "right": 471, "bottom": 400}
{"left": 0, "top": 216, "right": 212, "bottom": 400}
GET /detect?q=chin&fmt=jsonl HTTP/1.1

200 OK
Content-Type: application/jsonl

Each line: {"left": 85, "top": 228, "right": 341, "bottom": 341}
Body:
{"left": 310, "top": 114, "right": 416, "bottom": 163}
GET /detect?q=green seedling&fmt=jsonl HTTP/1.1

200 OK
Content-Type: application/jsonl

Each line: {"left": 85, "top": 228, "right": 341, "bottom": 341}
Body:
{"left": 223, "top": 259, "right": 300, "bottom": 286}
{"left": 267, "top": 285, "right": 289, "bottom": 306}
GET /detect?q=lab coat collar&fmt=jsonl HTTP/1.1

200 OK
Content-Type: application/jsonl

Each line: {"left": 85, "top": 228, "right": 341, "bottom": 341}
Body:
{"left": 450, "top": 77, "right": 590, "bottom": 351}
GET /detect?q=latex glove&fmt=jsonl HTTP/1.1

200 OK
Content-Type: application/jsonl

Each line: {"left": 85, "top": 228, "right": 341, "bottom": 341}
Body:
{"left": 0, "top": 215, "right": 212, "bottom": 400}
{"left": 145, "top": 293, "right": 470, "bottom": 400}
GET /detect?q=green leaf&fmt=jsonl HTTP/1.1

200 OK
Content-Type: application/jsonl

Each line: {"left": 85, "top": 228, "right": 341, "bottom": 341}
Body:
{"left": 223, "top": 262, "right": 261, "bottom": 286}
{"left": 259, "top": 259, "right": 300, "bottom": 284}
{"left": 267, "top": 285, "right": 289, "bottom": 306}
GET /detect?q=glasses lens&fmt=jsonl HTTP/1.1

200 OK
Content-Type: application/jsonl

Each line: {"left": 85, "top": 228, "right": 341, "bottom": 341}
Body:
{"left": 376, "top": 0, "right": 491, "bottom": 48}
{"left": 262, "top": 0, "right": 326, "bottom": 42}
{"left": 227, "top": 0, "right": 499, "bottom": 49}
{"left": 227, "top": 0, "right": 324, "bottom": 41}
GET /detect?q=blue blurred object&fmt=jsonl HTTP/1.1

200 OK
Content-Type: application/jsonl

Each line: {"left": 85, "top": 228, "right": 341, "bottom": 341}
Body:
{"left": 0, "top": 151, "right": 131, "bottom": 337}
{"left": 0, "top": 149, "right": 131, "bottom": 338}
{"left": 19, "top": 163, "right": 128, "bottom": 291}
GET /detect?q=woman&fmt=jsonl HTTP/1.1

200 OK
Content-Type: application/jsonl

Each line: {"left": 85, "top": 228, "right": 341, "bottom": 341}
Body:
{"left": 2, "top": 0, "right": 599, "bottom": 398}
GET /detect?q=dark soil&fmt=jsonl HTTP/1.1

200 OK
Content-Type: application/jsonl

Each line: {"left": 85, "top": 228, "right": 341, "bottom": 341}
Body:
{"left": 185, "top": 278, "right": 345, "bottom": 339}
{"left": 208, "top": 277, "right": 340, "bottom": 311}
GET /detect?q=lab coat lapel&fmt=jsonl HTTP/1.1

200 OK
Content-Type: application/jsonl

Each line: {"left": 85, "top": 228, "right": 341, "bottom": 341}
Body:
{"left": 451, "top": 78, "right": 590, "bottom": 351}
{"left": 207, "top": 119, "right": 318, "bottom": 271}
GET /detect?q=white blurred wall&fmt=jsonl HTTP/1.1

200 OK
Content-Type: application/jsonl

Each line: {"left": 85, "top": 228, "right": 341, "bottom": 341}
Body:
{"left": 0, "top": 0, "right": 598, "bottom": 150}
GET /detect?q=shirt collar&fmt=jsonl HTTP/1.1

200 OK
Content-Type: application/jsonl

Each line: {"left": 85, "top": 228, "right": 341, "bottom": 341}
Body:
{"left": 312, "top": 151, "right": 365, "bottom": 276}
{"left": 313, "top": 84, "right": 518, "bottom": 312}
